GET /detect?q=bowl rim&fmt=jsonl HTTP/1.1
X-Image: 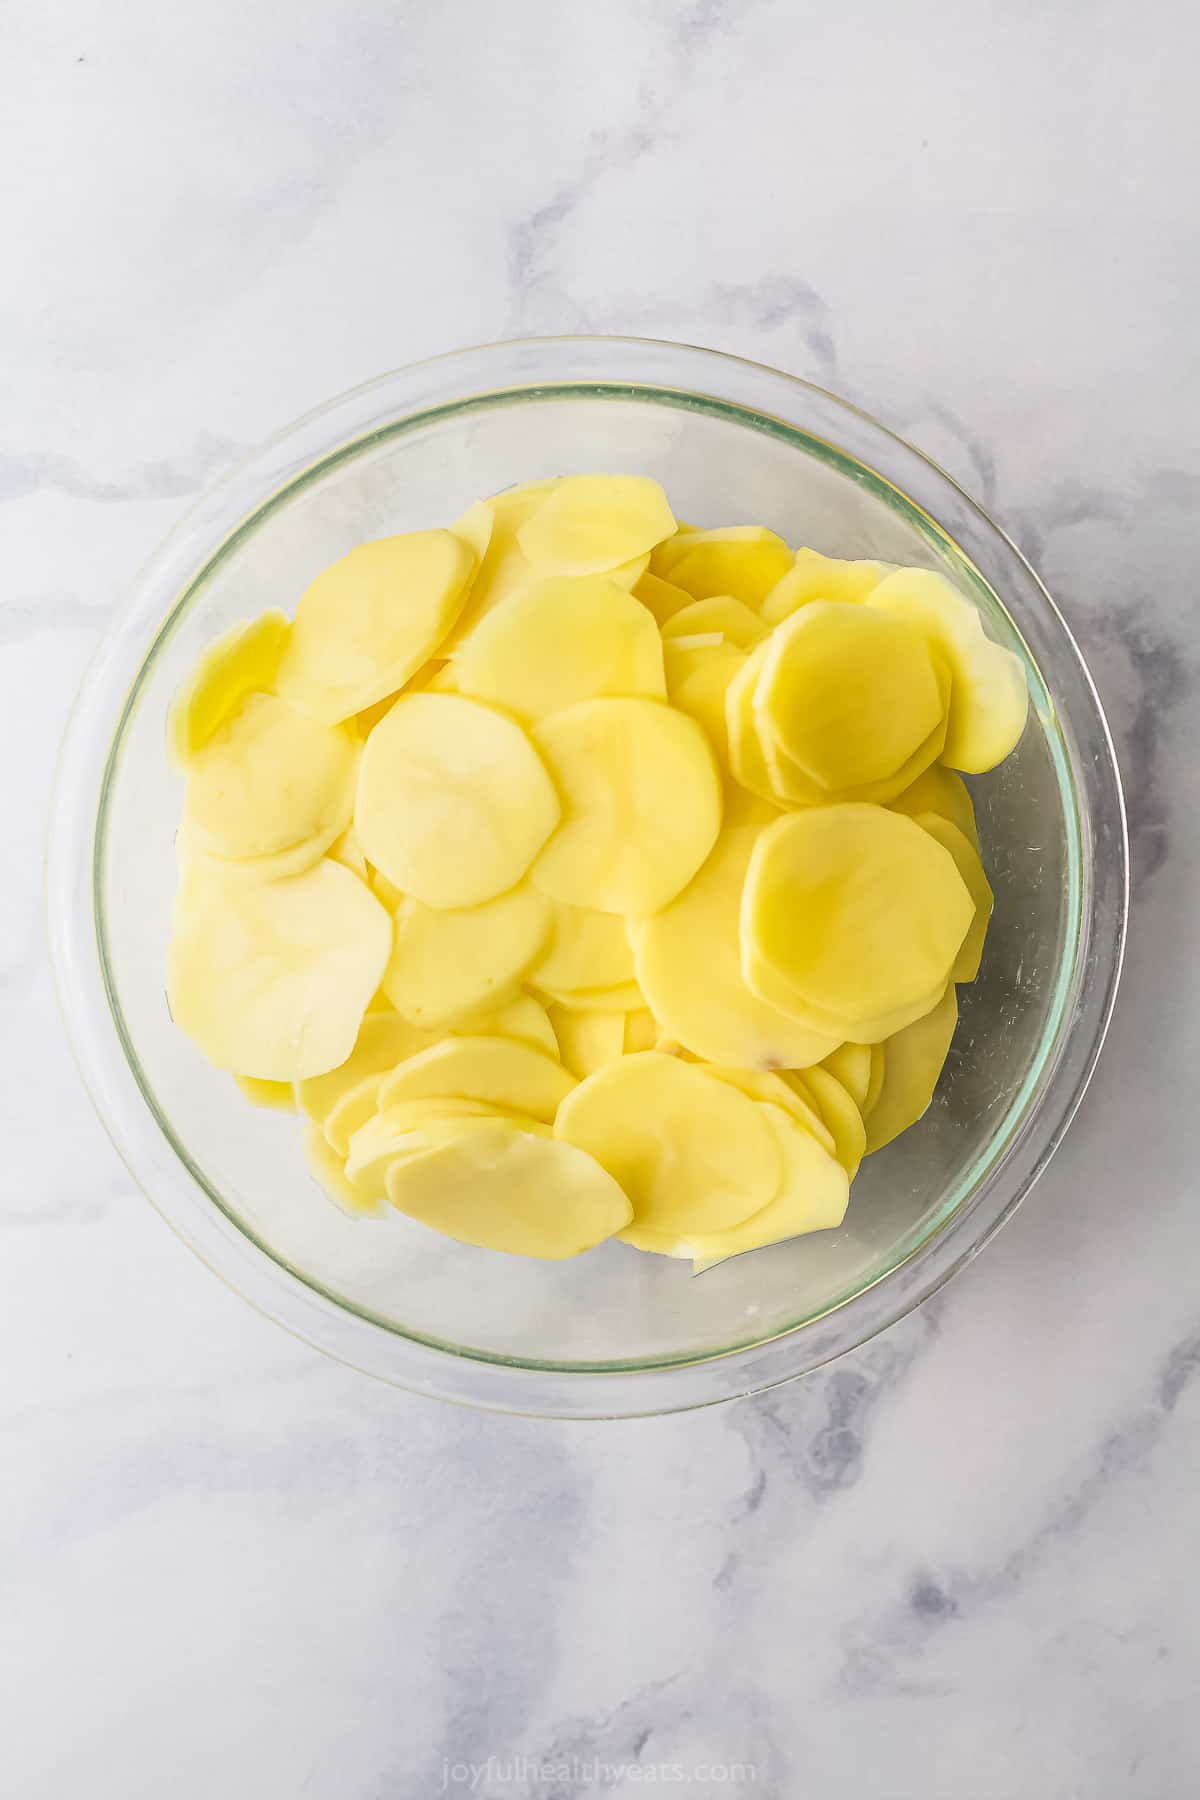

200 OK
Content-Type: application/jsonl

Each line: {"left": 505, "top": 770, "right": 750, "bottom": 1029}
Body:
{"left": 46, "top": 334, "right": 1129, "bottom": 1418}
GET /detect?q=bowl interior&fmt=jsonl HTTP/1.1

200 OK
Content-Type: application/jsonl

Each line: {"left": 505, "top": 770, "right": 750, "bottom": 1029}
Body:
{"left": 96, "top": 385, "right": 1078, "bottom": 1371}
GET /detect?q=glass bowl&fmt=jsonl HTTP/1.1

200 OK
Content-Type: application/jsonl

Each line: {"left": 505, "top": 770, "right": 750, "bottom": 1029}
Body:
{"left": 47, "top": 337, "right": 1127, "bottom": 1418}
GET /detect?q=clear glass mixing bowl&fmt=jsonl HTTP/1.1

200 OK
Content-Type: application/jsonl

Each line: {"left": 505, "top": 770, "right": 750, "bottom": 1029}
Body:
{"left": 47, "top": 338, "right": 1127, "bottom": 1417}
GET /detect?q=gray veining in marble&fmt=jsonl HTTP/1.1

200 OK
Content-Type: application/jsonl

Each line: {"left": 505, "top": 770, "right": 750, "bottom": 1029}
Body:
{"left": 4, "top": 2, "right": 1198, "bottom": 1795}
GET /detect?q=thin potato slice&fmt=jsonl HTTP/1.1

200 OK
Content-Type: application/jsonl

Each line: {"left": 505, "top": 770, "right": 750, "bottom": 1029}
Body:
{"left": 296, "top": 1009, "right": 440, "bottom": 1127}
{"left": 475, "top": 994, "right": 558, "bottom": 1057}
{"left": 324, "top": 1072, "right": 390, "bottom": 1156}
{"left": 756, "top": 601, "right": 947, "bottom": 792}
{"left": 914, "top": 814, "right": 994, "bottom": 982}
{"left": 277, "top": 532, "right": 476, "bottom": 723}
{"left": 184, "top": 692, "right": 358, "bottom": 861}
{"left": 704, "top": 1064, "right": 837, "bottom": 1158}
{"left": 168, "top": 860, "right": 391, "bottom": 1080}
{"left": 633, "top": 569, "right": 697, "bottom": 624}
{"left": 724, "top": 642, "right": 779, "bottom": 802}
{"left": 377, "top": 1035, "right": 575, "bottom": 1121}
{"left": 889, "top": 762, "right": 979, "bottom": 849}
{"left": 531, "top": 698, "right": 721, "bottom": 916}
{"left": 657, "top": 527, "right": 794, "bottom": 608}
{"left": 454, "top": 576, "right": 665, "bottom": 722}
{"left": 866, "top": 568, "right": 1028, "bottom": 773}
{"left": 440, "top": 482, "right": 559, "bottom": 654}
{"left": 168, "top": 610, "right": 289, "bottom": 765}
{"left": 632, "top": 825, "right": 841, "bottom": 1070}
{"left": 688, "top": 1104, "right": 849, "bottom": 1268}
{"left": 451, "top": 497, "right": 494, "bottom": 565}
{"left": 742, "top": 806, "right": 974, "bottom": 1033}
{"left": 356, "top": 694, "right": 560, "bottom": 908}
{"left": 623, "top": 1009, "right": 659, "bottom": 1054}
{"left": 549, "top": 1007, "right": 626, "bottom": 1079}
{"left": 742, "top": 942, "right": 946, "bottom": 1045}
{"left": 302, "top": 1120, "right": 383, "bottom": 1218}
{"left": 801, "top": 1065, "right": 866, "bottom": 1180}
{"left": 662, "top": 636, "right": 747, "bottom": 769}
{"left": 760, "top": 548, "right": 890, "bottom": 624}
{"left": 864, "top": 1042, "right": 887, "bottom": 1117}
{"left": 347, "top": 1107, "right": 534, "bottom": 1202}
{"left": 534, "top": 902, "right": 636, "bottom": 996}
{"left": 383, "top": 887, "right": 552, "bottom": 1028}
{"left": 820, "top": 1042, "right": 872, "bottom": 1112}
{"left": 177, "top": 821, "right": 342, "bottom": 888}
{"left": 516, "top": 475, "right": 675, "bottom": 577}
{"left": 385, "top": 1124, "right": 632, "bottom": 1259}
{"left": 234, "top": 1075, "right": 297, "bottom": 1111}
{"left": 865, "top": 985, "right": 959, "bottom": 1154}
{"left": 558, "top": 1052, "right": 779, "bottom": 1235}
{"left": 662, "top": 596, "right": 767, "bottom": 649}
{"left": 537, "top": 978, "right": 644, "bottom": 1014}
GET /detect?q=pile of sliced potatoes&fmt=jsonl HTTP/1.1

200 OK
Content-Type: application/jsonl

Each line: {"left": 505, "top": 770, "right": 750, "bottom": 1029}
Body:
{"left": 167, "top": 473, "right": 1028, "bottom": 1269}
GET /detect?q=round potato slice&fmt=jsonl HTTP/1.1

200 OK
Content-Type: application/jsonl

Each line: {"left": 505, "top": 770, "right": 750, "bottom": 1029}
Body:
{"left": 760, "top": 548, "right": 890, "bottom": 624}
{"left": 534, "top": 901, "right": 637, "bottom": 996}
{"left": 451, "top": 497, "right": 494, "bottom": 565}
{"left": 454, "top": 575, "right": 665, "bottom": 722}
{"left": 168, "top": 609, "right": 290, "bottom": 765}
{"left": 657, "top": 527, "right": 794, "bottom": 608}
{"left": 296, "top": 1009, "right": 440, "bottom": 1127}
{"left": 302, "top": 1120, "right": 383, "bottom": 1218}
{"left": 176, "top": 818, "right": 344, "bottom": 888}
{"left": 516, "top": 475, "right": 675, "bottom": 577}
{"left": 382, "top": 886, "right": 552, "bottom": 1028}
{"left": 889, "top": 762, "right": 979, "bottom": 849}
{"left": 548, "top": 1007, "right": 626, "bottom": 1079}
{"left": 558, "top": 1052, "right": 779, "bottom": 1235}
{"left": 866, "top": 568, "right": 1029, "bottom": 773}
{"left": 183, "top": 691, "right": 358, "bottom": 861}
{"left": 704, "top": 1063, "right": 837, "bottom": 1157}
{"left": 687, "top": 1103, "right": 850, "bottom": 1269}
{"left": 632, "top": 569, "right": 696, "bottom": 624}
{"left": 531, "top": 698, "right": 721, "bottom": 916}
{"left": 234, "top": 1075, "right": 296, "bottom": 1111}
{"left": 742, "top": 941, "right": 946, "bottom": 1045}
{"left": 347, "top": 1107, "right": 539, "bottom": 1203}
{"left": 168, "top": 859, "right": 392, "bottom": 1080}
{"left": 724, "top": 641, "right": 779, "bottom": 802}
{"left": 820, "top": 1042, "right": 872, "bottom": 1112}
{"left": 474, "top": 994, "right": 559, "bottom": 1057}
{"left": 356, "top": 694, "right": 560, "bottom": 909}
{"left": 662, "top": 635, "right": 747, "bottom": 770}
{"left": 439, "top": 481, "right": 559, "bottom": 654}
{"left": 801, "top": 1065, "right": 866, "bottom": 1180}
{"left": 384, "top": 1124, "right": 632, "bottom": 1259}
{"left": 756, "top": 601, "right": 947, "bottom": 793}
{"left": 865, "top": 985, "right": 959, "bottom": 1154}
{"left": 742, "top": 806, "right": 975, "bottom": 1034}
{"left": 376, "top": 1035, "right": 575, "bottom": 1121}
{"left": 914, "top": 813, "right": 994, "bottom": 982}
{"left": 864, "top": 1042, "right": 887, "bottom": 1117}
{"left": 662, "top": 596, "right": 767, "bottom": 649}
{"left": 632, "top": 824, "right": 841, "bottom": 1070}
{"left": 277, "top": 531, "right": 477, "bottom": 723}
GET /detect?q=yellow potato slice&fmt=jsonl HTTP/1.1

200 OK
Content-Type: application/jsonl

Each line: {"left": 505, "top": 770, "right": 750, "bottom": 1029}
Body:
{"left": 323, "top": 1071, "right": 391, "bottom": 1156}
{"left": 382, "top": 886, "right": 552, "bottom": 1029}
{"left": 384, "top": 1124, "right": 632, "bottom": 1259}
{"left": 662, "top": 596, "right": 767, "bottom": 650}
{"left": 233, "top": 1075, "right": 297, "bottom": 1111}
{"left": 820, "top": 1042, "right": 871, "bottom": 1112}
{"left": 327, "top": 825, "right": 368, "bottom": 880}
{"left": 533, "top": 902, "right": 636, "bottom": 997}
{"left": 475, "top": 994, "right": 558, "bottom": 1057}
{"left": 168, "top": 609, "right": 290, "bottom": 765}
{"left": 183, "top": 692, "right": 358, "bottom": 861}
{"left": 756, "top": 601, "right": 947, "bottom": 793}
{"left": 914, "top": 814, "right": 994, "bottom": 982}
{"left": 302, "top": 1120, "right": 383, "bottom": 1218}
{"left": 539, "top": 978, "right": 644, "bottom": 1014}
{"left": 168, "top": 860, "right": 392, "bottom": 1080}
{"left": 657, "top": 526, "right": 794, "bottom": 608}
{"left": 176, "top": 822, "right": 342, "bottom": 888}
{"left": 742, "top": 942, "right": 946, "bottom": 1045}
{"left": 724, "top": 641, "right": 779, "bottom": 802}
{"left": 454, "top": 576, "right": 665, "bottom": 722}
{"left": 623, "top": 1008, "right": 659, "bottom": 1054}
{"left": 801, "top": 1065, "right": 866, "bottom": 1179}
{"left": 633, "top": 569, "right": 696, "bottom": 624}
{"left": 742, "top": 806, "right": 974, "bottom": 1035}
{"left": 865, "top": 985, "right": 959, "bottom": 1154}
{"left": 356, "top": 693, "right": 560, "bottom": 908}
{"left": 516, "top": 474, "right": 675, "bottom": 577}
{"left": 531, "top": 698, "right": 721, "bottom": 915}
{"left": 451, "top": 497, "right": 494, "bottom": 565}
{"left": 376, "top": 1035, "right": 575, "bottom": 1121}
{"left": 687, "top": 1103, "right": 849, "bottom": 1268}
{"left": 704, "top": 1064, "right": 837, "bottom": 1157}
{"left": 864, "top": 1042, "right": 887, "bottom": 1117}
{"left": 558, "top": 1052, "right": 779, "bottom": 1235}
{"left": 760, "top": 548, "right": 890, "bottom": 624}
{"left": 662, "top": 636, "right": 747, "bottom": 769}
{"left": 866, "top": 568, "right": 1029, "bottom": 773}
{"left": 549, "top": 1007, "right": 626, "bottom": 1079}
{"left": 631, "top": 824, "right": 841, "bottom": 1069}
{"left": 889, "top": 762, "right": 979, "bottom": 849}
{"left": 296, "top": 1010, "right": 439, "bottom": 1127}
{"left": 277, "top": 531, "right": 476, "bottom": 723}
{"left": 439, "top": 481, "right": 560, "bottom": 654}
{"left": 347, "top": 1106, "right": 534, "bottom": 1202}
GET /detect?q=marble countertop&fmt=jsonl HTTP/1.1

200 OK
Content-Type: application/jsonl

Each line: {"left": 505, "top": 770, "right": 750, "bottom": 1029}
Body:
{"left": 5, "top": 3, "right": 1197, "bottom": 1794}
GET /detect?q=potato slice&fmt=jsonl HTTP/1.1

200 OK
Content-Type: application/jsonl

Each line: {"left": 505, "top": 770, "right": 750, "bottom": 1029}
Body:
{"left": 866, "top": 568, "right": 1028, "bottom": 773}
{"left": 451, "top": 497, "right": 494, "bottom": 565}
{"left": 801, "top": 1065, "right": 866, "bottom": 1179}
{"left": 534, "top": 902, "right": 636, "bottom": 996}
{"left": 657, "top": 526, "right": 794, "bottom": 608}
{"left": 820, "top": 1042, "right": 871, "bottom": 1112}
{"left": 302, "top": 1120, "right": 383, "bottom": 1218}
{"left": 177, "top": 820, "right": 343, "bottom": 888}
{"left": 439, "top": 482, "right": 559, "bottom": 654}
{"left": 662, "top": 596, "right": 767, "bottom": 650}
{"left": 703, "top": 1064, "right": 837, "bottom": 1157}
{"left": 756, "top": 601, "right": 947, "bottom": 794}
{"left": 623, "top": 1008, "right": 659, "bottom": 1054}
{"left": 347, "top": 1106, "right": 534, "bottom": 1203}
{"left": 384, "top": 1124, "right": 632, "bottom": 1259}
{"left": 277, "top": 532, "right": 476, "bottom": 723}
{"left": 168, "top": 860, "right": 391, "bottom": 1080}
{"left": 296, "top": 1009, "right": 439, "bottom": 1127}
{"left": 539, "top": 978, "right": 643, "bottom": 1014}
{"left": 914, "top": 814, "right": 994, "bottom": 982}
{"left": 662, "top": 636, "right": 747, "bottom": 769}
{"left": 323, "top": 1071, "right": 390, "bottom": 1156}
{"left": 183, "top": 692, "right": 358, "bottom": 861}
{"left": 382, "top": 886, "right": 552, "bottom": 1029}
{"left": 327, "top": 824, "right": 369, "bottom": 880}
{"left": 864, "top": 1042, "right": 887, "bottom": 1117}
{"left": 742, "top": 806, "right": 974, "bottom": 1035}
{"left": 376, "top": 1035, "right": 575, "bottom": 1121}
{"left": 475, "top": 994, "right": 558, "bottom": 1057}
{"left": 233, "top": 1075, "right": 297, "bottom": 1111}
{"left": 531, "top": 698, "right": 721, "bottom": 915}
{"left": 632, "top": 824, "right": 841, "bottom": 1070}
{"left": 687, "top": 1104, "right": 849, "bottom": 1268}
{"left": 633, "top": 569, "right": 697, "bottom": 624}
{"left": 742, "top": 942, "right": 946, "bottom": 1045}
{"left": 723, "top": 642, "right": 779, "bottom": 802}
{"left": 549, "top": 1007, "right": 626, "bottom": 1079}
{"left": 454, "top": 575, "right": 665, "bottom": 722}
{"left": 889, "top": 762, "right": 979, "bottom": 849}
{"left": 865, "top": 985, "right": 959, "bottom": 1154}
{"left": 356, "top": 693, "right": 560, "bottom": 909}
{"left": 168, "top": 610, "right": 290, "bottom": 765}
{"left": 558, "top": 1052, "right": 779, "bottom": 1235}
{"left": 516, "top": 475, "right": 675, "bottom": 577}
{"left": 760, "top": 548, "right": 890, "bottom": 624}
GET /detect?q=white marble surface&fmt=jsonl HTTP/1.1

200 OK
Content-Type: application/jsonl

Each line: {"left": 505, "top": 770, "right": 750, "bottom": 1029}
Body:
{"left": 4, "top": 3, "right": 1198, "bottom": 1794}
